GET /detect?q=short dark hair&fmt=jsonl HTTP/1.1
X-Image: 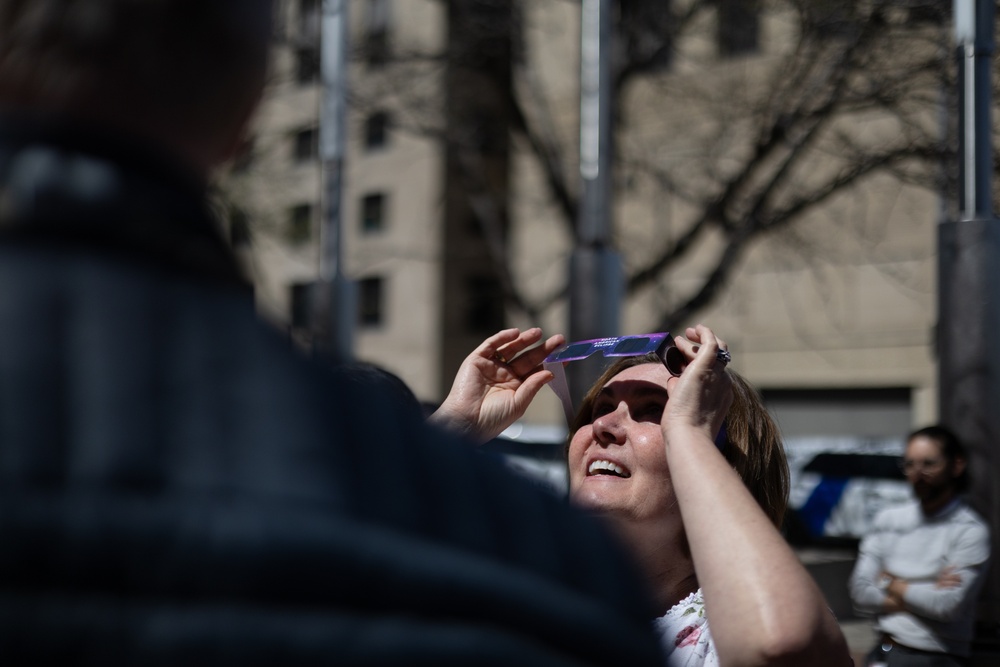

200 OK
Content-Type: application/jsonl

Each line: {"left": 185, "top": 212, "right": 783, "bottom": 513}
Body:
{"left": 907, "top": 424, "right": 970, "bottom": 492}
{"left": 0, "top": 0, "right": 273, "bottom": 155}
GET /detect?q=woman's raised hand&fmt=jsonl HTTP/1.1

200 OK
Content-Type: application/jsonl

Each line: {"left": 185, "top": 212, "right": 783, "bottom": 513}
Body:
{"left": 662, "top": 324, "right": 732, "bottom": 444}
{"left": 429, "top": 328, "right": 565, "bottom": 443}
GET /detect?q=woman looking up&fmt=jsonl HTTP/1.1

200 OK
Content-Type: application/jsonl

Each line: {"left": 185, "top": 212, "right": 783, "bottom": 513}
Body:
{"left": 431, "top": 324, "right": 851, "bottom": 667}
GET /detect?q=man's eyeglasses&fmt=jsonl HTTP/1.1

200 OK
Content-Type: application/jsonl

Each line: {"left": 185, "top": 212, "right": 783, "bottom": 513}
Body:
{"left": 899, "top": 457, "right": 946, "bottom": 474}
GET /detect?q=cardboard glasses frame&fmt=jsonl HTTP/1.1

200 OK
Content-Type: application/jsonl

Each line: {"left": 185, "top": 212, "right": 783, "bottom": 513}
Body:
{"left": 541, "top": 332, "right": 726, "bottom": 450}
{"left": 542, "top": 333, "right": 683, "bottom": 425}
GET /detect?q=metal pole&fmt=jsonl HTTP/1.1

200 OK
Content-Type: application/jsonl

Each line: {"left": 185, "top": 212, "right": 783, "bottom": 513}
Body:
{"left": 954, "top": 0, "right": 994, "bottom": 219}
{"left": 317, "top": 0, "right": 353, "bottom": 361}
{"left": 569, "top": 0, "right": 622, "bottom": 403}
{"left": 938, "top": 0, "right": 1000, "bottom": 628}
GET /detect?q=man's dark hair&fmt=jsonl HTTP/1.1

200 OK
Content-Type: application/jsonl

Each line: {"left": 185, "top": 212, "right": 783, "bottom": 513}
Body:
{"left": 0, "top": 0, "right": 273, "bottom": 160}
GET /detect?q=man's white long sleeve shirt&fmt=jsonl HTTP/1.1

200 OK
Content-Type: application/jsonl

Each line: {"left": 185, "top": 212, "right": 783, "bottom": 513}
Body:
{"left": 848, "top": 498, "right": 990, "bottom": 657}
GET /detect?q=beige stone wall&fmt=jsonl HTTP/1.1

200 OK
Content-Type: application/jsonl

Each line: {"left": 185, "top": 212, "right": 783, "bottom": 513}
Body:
{"left": 505, "top": 1, "right": 941, "bottom": 429}
{"left": 230, "top": 0, "right": 943, "bottom": 429}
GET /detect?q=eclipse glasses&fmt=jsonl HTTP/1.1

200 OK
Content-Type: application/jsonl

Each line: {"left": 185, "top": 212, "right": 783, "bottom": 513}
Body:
{"left": 542, "top": 332, "right": 727, "bottom": 450}
{"left": 542, "top": 332, "right": 682, "bottom": 424}
{"left": 542, "top": 332, "right": 684, "bottom": 376}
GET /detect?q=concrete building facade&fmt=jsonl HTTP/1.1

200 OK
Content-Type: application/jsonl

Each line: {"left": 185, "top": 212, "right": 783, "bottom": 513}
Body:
{"left": 222, "top": 0, "right": 949, "bottom": 451}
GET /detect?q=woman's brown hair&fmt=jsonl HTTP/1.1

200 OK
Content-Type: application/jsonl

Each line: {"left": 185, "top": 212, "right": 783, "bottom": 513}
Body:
{"left": 569, "top": 353, "right": 789, "bottom": 527}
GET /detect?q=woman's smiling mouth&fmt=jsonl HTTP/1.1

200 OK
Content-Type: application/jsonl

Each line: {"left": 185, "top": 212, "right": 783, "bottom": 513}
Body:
{"left": 587, "top": 459, "right": 631, "bottom": 478}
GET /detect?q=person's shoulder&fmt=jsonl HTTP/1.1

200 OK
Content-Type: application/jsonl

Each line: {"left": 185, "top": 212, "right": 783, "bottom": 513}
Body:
{"left": 952, "top": 502, "right": 991, "bottom": 534}
{"left": 871, "top": 500, "right": 919, "bottom": 530}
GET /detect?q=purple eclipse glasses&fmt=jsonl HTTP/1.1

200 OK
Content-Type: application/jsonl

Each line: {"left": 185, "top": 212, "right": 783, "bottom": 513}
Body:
{"left": 542, "top": 332, "right": 726, "bottom": 450}
{"left": 542, "top": 332, "right": 686, "bottom": 376}
{"left": 542, "top": 333, "right": 682, "bottom": 424}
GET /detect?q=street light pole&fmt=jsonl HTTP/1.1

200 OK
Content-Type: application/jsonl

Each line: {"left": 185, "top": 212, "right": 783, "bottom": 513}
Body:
{"left": 938, "top": 0, "right": 1000, "bottom": 626}
{"left": 569, "top": 0, "right": 622, "bottom": 402}
{"left": 316, "top": 0, "right": 354, "bottom": 361}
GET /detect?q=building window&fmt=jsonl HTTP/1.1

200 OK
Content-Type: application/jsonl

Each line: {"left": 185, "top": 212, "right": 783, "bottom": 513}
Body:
{"left": 360, "top": 192, "right": 387, "bottom": 233}
{"left": 464, "top": 275, "right": 504, "bottom": 334}
{"left": 804, "top": 0, "right": 855, "bottom": 39}
{"left": 296, "top": 47, "right": 320, "bottom": 84}
{"left": 298, "top": 0, "right": 321, "bottom": 44}
{"left": 364, "top": 111, "right": 390, "bottom": 149}
{"left": 905, "top": 5, "right": 946, "bottom": 25}
{"left": 292, "top": 127, "right": 317, "bottom": 163}
{"left": 469, "top": 113, "right": 507, "bottom": 156}
{"left": 364, "top": 0, "right": 391, "bottom": 65}
{"left": 288, "top": 203, "right": 313, "bottom": 243}
{"left": 717, "top": 0, "right": 759, "bottom": 57}
{"left": 619, "top": 0, "right": 673, "bottom": 73}
{"left": 358, "top": 276, "right": 385, "bottom": 327}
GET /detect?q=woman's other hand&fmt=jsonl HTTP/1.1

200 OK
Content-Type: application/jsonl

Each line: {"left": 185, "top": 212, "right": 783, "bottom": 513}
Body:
{"left": 428, "top": 328, "right": 565, "bottom": 443}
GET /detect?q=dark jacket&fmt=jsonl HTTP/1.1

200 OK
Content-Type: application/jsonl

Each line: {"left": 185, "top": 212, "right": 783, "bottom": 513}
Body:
{"left": 0, "top": 118, "right": 662, "bottom": 666}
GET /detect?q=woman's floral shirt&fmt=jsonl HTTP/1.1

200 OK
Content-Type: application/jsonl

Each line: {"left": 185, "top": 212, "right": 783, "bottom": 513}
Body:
{"left": 653, "top": 588, "right": 719, "bottom": 667}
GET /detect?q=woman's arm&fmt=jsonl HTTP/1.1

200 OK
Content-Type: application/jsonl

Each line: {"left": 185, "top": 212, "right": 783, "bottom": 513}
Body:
{"left": 428, "top": 327, "right": 564, "bottom": 443}
{"left": 662, "top": 325, "right": 851, "bottom": 667}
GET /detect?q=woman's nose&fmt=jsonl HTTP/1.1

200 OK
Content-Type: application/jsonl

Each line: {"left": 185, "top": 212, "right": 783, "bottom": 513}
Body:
{"left": 593, "top": 404, "right": 627, "bottom": 445}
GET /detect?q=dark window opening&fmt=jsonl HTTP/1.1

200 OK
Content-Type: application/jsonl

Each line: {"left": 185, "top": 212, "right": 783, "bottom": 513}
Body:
{"left": 717, "top": 0, "right": 759, "bottom": 57}
{"left": 464, "top": 275, "right": 505, "bottom": 335}
{"left": 365, "top": 111, "right": 390, "bottom": 149}
{"left": 618, "top": 0, "right": 674, "bottom": 73}
{"left": 288, "top": 203, "right": 313, "bottom": 243}
{"left": 360, "top": 192, "right": 387, "bottom": 233}
{"left": 293, "top": 127, "right": 318, "bottom": 163}
{"left": 296, "top": 47, "right": 320, "bottom": 84}
{"left": 905, "top": 4, "right": 946, "bottom": 26}
{"left": 298, "top": 0, "right": 321, "bottom": 43}
{"left": 804, "top": 0, "right": 857, "bottom": 39}
{"left": 469, "top": 113, "right": 507, "bottom": 156}
{"left": 358, "top": 276, "right": 385, "bottom": 327}
{"left": 365, "top": 0, "right": 391, "bottom": 65}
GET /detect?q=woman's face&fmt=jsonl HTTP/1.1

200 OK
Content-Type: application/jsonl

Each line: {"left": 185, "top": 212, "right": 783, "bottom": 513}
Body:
{"left": 567, "top": 363, "right": 678, "bottom": 524}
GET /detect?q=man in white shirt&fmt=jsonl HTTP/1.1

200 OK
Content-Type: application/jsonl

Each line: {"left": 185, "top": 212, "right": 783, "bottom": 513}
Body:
{"left": 849, "top": 425, "right": 990, "bottom": 666}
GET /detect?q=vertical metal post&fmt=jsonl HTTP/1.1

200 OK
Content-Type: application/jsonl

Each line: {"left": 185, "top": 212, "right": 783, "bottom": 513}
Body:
{"left": 317, "top": 0, "right": 353, "bottom": 361}
{"left": 939, "top": 0, "right": 1000, "bottom": 628}
{"left": 954, "top": 0, "right": 994, "bottom": 220}
{"left": 569, "top": 0, "right": 622, "bottom": 402}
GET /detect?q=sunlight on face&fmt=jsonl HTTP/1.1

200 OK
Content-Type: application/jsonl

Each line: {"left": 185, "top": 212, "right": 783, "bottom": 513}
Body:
{"left": 567, "top": 363, "right": 679, "bottom": 524}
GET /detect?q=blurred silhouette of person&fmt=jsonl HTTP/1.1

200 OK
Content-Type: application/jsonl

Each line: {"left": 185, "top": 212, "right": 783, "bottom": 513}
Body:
{"left": 330, "top": 361, "right": 426, "bottom": 423}
{"left": 0, "top": 2, "right": 664, "bottom": 664}
{"left": 849, "top": 425, "right": 990, "bottom": 666}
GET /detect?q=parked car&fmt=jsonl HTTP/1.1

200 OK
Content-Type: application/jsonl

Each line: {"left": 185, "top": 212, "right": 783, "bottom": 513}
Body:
{"left": 784, "top": 437, "right": 911, "bottom": 546}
